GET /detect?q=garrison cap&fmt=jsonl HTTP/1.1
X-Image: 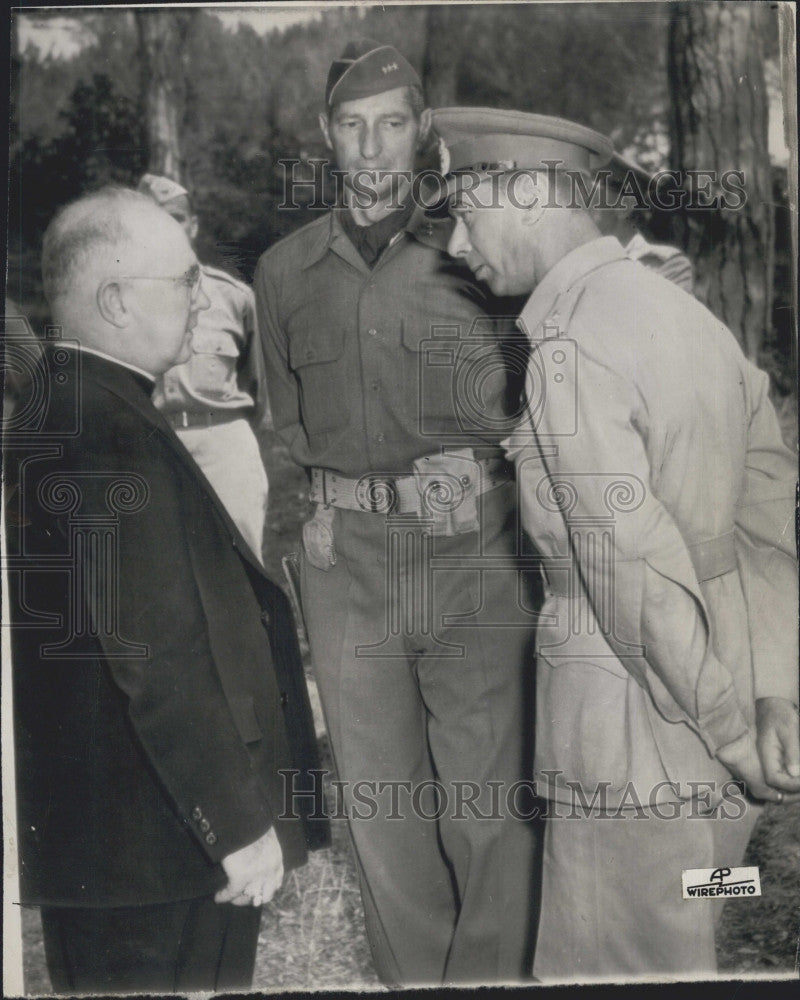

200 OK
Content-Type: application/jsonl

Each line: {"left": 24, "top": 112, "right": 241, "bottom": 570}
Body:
{"left": 431, "top": 108, "right": 613, "bottom": 180}
{"left": 325, "top": 38, "right": 422, "bottom": 107}
{"left": 604, "top": 151, "right": 659, "bottom": 206}
{"left": 138, "top": 173, "right": 190, "bottom": 206}
{"left": 608, "top": 151, "right": 653, "bottom": 187}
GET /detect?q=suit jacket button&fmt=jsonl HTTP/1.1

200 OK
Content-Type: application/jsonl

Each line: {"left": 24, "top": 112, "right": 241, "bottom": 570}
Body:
{"left": 280, "top": 692, "right": 288, "bottom": 707}
{"left": 200, "top": 818, "right": 211, "bottom": 833}
{"left": 191, "top": 807, "right": 202, "bottom": 821}
{"left": 260, "top": 610, "right": 270, "bottom": 626}
{"left": 205, "top": 832, "right": 217, "bottom": 846}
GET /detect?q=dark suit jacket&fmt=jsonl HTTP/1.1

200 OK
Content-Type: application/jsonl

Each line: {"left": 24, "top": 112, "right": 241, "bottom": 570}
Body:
{"left": 6, "top": 344, "right": 328, "bottom": 908}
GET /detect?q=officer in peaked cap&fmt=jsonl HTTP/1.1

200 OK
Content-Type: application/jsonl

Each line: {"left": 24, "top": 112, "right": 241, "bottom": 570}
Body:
{"left": 435, "top": 108, "right": 799, "bottom": 980}
{"left": 138, "top": 173, "right": 271, "bottom": 564}
{"left": 256, "top": 46, "right": 539, "bottom": 988}
{"left": 433, "top": 107, "right": 613, "bottom": 182}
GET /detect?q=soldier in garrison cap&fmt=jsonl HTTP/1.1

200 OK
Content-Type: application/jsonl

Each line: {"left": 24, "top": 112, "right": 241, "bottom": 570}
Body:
{"left": 436, "top": 107, "right": 799, "bottom": 981}
{"left": 590, "top": 153, "right": 694, "bottom": 294}
{"left": 138, "top": 174, "right": 271, "bottom": 564}
{"left": 256, "top": 41, "right": 539, "bottom": 987}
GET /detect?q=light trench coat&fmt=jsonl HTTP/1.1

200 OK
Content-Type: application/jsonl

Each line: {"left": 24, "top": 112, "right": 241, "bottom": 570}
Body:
{"left": 504, "top": 237, "right": 797, "bottom": 809}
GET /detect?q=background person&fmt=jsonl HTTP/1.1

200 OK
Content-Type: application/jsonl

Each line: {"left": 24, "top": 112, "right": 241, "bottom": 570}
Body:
{"left": 590, "top": 152, "right": 694, "bottom": 293}
{"left": 138, "top": 173, "right": 271, "bottom": 563}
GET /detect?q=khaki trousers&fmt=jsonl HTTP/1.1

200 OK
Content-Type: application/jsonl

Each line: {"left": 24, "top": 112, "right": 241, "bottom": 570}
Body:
{"left": 533, "top": 798, "right": 762, "bottom": 982}
{"left": 301, "top": 484, "right": 541, "bottom": 986}
{"left": 174, "top": 418, "right": 268, "bottom": 563}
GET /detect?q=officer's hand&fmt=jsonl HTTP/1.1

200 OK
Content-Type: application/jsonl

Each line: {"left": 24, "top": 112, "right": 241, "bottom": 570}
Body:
{"left": 716, "top": 731, "right": 784, "bottom": 803}
{"left": 215, "top": 826, "right": 284, "bottom": 906}
{"left": 755, "top": 697, "right": 800, "bottom": 796}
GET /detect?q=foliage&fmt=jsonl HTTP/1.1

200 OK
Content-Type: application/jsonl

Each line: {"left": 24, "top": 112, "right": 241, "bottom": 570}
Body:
{"left": 10, "top": 71, "right": 146, "bottom": 246}
{"left": 9, "top": 5, "right": 672, "bottom": 271}
{"left": 7, "top": 3, "right": 793, "bottom": 387}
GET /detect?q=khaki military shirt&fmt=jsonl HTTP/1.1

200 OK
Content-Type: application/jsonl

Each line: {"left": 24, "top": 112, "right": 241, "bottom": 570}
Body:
{"left": 625, "top": 232, "right": 694, "bottom": 294}
{"left": 505, "top": 236, "right": 797, "bottom": 806}
{"left": 255, "top": 208, "right": 517, "bottom": 477}
{"left": 153, "top": 265, "right": 270, "bottom": 430}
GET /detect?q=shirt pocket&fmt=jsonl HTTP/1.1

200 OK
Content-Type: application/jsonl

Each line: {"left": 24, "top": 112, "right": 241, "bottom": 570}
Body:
{"left": 287, "top": 323, "right": 349, "bottom": 437}
{"left": 191, "top": 329, "right": 239, "bottom": 357}
{"left": 401, "top": 295, "right": 508, "bottom": 435}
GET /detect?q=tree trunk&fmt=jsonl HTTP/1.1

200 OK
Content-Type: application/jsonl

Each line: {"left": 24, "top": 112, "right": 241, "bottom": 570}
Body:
{"left": 135, "top": 9, "right": 195, "bottom": 183}
{"left": 778, "top": 4, "right": 797, "bottom": 378}
{"left": 668, "top": 2, "right": 773, "bottom": 360}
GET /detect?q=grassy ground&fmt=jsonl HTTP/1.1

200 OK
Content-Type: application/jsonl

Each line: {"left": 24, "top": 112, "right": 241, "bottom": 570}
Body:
{"left": 18, "top": 425, "right": 800, "bottom": 993}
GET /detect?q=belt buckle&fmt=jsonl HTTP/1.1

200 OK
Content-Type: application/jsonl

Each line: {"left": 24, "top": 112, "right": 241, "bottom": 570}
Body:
{"left": 362, "top": 474, "right": 398, "bottom": 514}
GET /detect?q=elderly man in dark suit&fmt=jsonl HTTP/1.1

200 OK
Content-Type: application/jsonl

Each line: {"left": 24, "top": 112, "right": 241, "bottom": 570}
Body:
{"left": 5, "top": 186, "right": 327, "bottom": 994}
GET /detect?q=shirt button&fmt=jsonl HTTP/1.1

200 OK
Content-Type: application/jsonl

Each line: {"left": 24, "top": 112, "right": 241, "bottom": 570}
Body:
{"left": 368, "top": 328, "right": 377, "bottom": 337}
{"left": 376, "top": 433, "right": 385, "bottom": 443}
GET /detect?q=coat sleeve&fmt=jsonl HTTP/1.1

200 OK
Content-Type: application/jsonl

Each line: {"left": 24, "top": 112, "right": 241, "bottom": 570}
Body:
{"left": 534, "top": 341, "right": 751, "bottom": 757}
{"left": 254, "top": 255, "right": 312, "bottom": 465}
{"left": 80, "top": 425, "right": 274, "bottom": 863}
{"left": 734, "top": 365, "right": 798, "bottom": 704}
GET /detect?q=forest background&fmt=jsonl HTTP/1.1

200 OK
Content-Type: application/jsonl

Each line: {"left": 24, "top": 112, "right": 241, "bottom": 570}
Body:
{"left": 6, "top": 1, "right": 800, "bottom": 991}
{"left": 7, "top": 1, "right": 798, "bottom": 397}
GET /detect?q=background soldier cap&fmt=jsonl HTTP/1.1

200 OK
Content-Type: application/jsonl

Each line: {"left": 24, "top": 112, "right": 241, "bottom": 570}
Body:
{"left": 138, "top": 173, "right": 190, "bottom": 206}
{"left": 431, "top": 107, "right": 613, "bottom": 178}
{"left": 325, "top": 38, "right": 422, "bottom": 107}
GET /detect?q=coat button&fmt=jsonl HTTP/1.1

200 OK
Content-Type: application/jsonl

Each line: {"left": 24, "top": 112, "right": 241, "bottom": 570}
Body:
{"left": 205, "top": 832, "right": 217, "bottom": 846}
{"left": 368, "top": 328, "right": 377, "bottom": 337}
{"left": 260, "top": 610, "right": 270, "bottom": 626}
{"left": 191, "top": 807, "right": 202, "bottom": 821}
{"left": 280, "top": 692, "right": 288, "bottom": 707}
{"left": 200, "top": 818, "right": 211, "bottom": 833}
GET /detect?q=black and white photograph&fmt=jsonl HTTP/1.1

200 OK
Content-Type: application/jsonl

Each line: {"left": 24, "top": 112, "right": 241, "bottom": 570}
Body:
{"left": 2, "top": 1, "right": 798, "bottom": 995}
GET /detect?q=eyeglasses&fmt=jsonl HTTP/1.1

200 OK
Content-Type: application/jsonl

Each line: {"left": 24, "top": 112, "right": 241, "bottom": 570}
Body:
{"left": 119, "top": 263, "right": 202, "bottom": 297}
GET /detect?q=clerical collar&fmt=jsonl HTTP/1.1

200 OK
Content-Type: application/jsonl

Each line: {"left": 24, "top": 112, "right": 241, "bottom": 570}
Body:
{"left": 73, "top": 344, "right": 156, "bottom": 384}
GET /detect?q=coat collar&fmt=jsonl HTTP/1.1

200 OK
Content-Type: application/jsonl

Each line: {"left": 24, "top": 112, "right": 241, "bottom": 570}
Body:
{"left": 517, "top": 236, "right": 627, "bottom": 337}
